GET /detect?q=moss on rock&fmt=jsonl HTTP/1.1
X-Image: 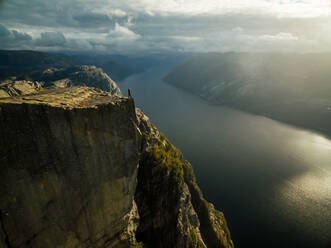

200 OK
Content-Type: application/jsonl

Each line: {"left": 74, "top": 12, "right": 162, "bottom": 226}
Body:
{"left": 148, "top": 135, "right": 184, "bottom": 182}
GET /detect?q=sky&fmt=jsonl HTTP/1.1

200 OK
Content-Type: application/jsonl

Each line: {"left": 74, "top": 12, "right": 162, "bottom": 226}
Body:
{"left": 0, "top": 0, "right": 331, "bottom": 54}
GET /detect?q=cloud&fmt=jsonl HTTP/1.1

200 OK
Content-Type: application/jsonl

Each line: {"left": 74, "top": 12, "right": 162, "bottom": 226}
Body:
{"left": 0, "top": 24, "right": 33, "bottom": 49}
{"left": 107, "top": 9, "right": 128, "bottom": 17}
{"left": 35, "top": 32, "right": 66, "bottom": 47}
{"left": 73, "top": 13, "right": 110, "bottom": 26}
{"left": 0, "top": 0, "right": 331, "bottom": 54}
{"left": 94, "top": 0, "right": 331, "bottom": 18}
{"left": 199, "top": 28, "right": 304, "bottom": 52}
{"left": 107, "top": 23, "right": 140, "bottom": 40}
{"left": 259, "top": 32, "right": 299, "bottom": 42}
{"left": 34, "top": 31, "right": 96, "bottom": 51}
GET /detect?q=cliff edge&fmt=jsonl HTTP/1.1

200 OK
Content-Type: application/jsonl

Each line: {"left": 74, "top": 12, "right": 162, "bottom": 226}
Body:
{"left": 0, "top": 86, "right": 233, "bottom": 248}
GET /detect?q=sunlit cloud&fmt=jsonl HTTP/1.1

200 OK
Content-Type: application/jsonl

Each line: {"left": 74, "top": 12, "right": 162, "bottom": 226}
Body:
{"left": 106, "top": 0, "right": 331, "bottom": 18}
{"left": 259, "top": 33, "right": 299, "bottom": 42}
{"left": 107, "top": 23, "right": 140, "bottom": 41}
{"left": 0, "top": 0, "right": 331, "bottom": 53}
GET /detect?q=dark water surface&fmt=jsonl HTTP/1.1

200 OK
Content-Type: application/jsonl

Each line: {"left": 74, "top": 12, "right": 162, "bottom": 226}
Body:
{"left": 119, "top": 66, "right": 331, "bottom": 248}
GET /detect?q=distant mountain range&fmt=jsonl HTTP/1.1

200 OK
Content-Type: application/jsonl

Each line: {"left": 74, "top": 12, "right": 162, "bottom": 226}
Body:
{"left": 0, "top": 50, "right": 74, "bottom": 80}
{"left": 164, "top": 52, "right": 331, "bottom": 137}
{"left": 0, "top": 50, "right": 184, "bottom": 82}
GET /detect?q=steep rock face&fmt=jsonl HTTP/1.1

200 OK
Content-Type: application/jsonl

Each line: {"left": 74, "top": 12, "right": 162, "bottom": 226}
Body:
{"left": 135, "top": 110, "right": 234, "bottom": 248}
{"left": 0, "top": 87, "right": 140, "bottom": 248}
{"left": 182, "top": 161, "right": 233, "bottom": 248}
{"left": 26, "top": 66, "right": 121, "bottom": 95}
{"left": 0, "top": 86, "right": 233, "bottom": 248}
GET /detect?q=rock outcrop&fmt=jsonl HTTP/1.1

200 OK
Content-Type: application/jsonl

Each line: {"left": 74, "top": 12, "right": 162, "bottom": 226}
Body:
{"left": 0, "top": 80, "right": 43, "bottom": 98}
{"left": 24, "top": 66, "right": 121, "bottom": 95}
{"left": 0, "top": 85, "right": 233, "bottom": 248}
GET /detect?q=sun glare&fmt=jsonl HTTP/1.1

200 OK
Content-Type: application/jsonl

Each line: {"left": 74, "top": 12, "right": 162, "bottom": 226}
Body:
{"left": 135, "top": 0, "right": 331, "bottom": 17}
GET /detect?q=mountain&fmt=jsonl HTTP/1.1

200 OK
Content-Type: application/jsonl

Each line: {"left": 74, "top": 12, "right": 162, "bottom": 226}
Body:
{"left": 22, "top": 65, "right": 121, "bottom": 95}
{"left": 1, "top": 65, "right": 121, "bottom": 96}
{"left": 0, "top": 50, "right": 193, "bottom": 83}
{"left": 0, "top": 50, "right": 159, "bottom": 82}
{"left": 164, "top": 52, "right": 331, "bottom": 137}
{"left": 0, "top": 81, "right": 233, "bottom": 247}
{"left": 70, "top": 54, "right": 147, "bottom": 82}
{"left": 0, "top": 50, "right": 74, "bottom": 80}
{"left": 0, "top": 50, "right": 138, "bottom": 82}
{"left": 71, "top": 53, "right": 192, "bottom": 82}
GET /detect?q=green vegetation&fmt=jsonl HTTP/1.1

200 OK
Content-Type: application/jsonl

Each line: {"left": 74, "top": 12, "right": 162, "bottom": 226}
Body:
{"left": 148, "top": 133, "right": 184, "bottom": 181}
{"left": 135, "top": 241, "right": 144, "bottom": 248}
{"left": 189, "top": 226, "right": 198, "bottom": 244}
{"left": 189, "top": 226, "right": 205, "bottom": 247}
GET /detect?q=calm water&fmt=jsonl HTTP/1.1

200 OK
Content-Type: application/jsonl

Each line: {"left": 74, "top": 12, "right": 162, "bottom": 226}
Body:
{"left": 119, "top": 66, "right": 331, "bottom": 248}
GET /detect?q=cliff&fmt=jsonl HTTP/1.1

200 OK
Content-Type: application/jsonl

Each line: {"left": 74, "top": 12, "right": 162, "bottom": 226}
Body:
{"left": 0, "top": 86, "right": 233, "bottom": 248}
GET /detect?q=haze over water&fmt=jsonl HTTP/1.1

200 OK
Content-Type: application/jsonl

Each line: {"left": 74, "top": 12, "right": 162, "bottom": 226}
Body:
{"left": 120, "top": 66, "right": 331, "bottom": 248}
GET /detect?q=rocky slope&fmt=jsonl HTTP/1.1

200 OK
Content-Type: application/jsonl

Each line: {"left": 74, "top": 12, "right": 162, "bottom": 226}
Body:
{"left": 0, "top": 80, "right": 43, "bottom": 98}
{"left": 24, "top": 65, "right": 121, "bottom": 95}
{"left": 0, "top": 66, "right": 121, "bottom": 97}
{"left": 0, "top": 84, "right": 233, "bottom": 248}
{"left": 135, "top": 110, "right": 233, "bottom": 248}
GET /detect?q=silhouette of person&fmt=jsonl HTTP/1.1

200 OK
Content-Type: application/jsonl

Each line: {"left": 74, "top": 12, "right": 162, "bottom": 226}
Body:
{"left": 128, "top": 88, "right": 132, "bottom": 98}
